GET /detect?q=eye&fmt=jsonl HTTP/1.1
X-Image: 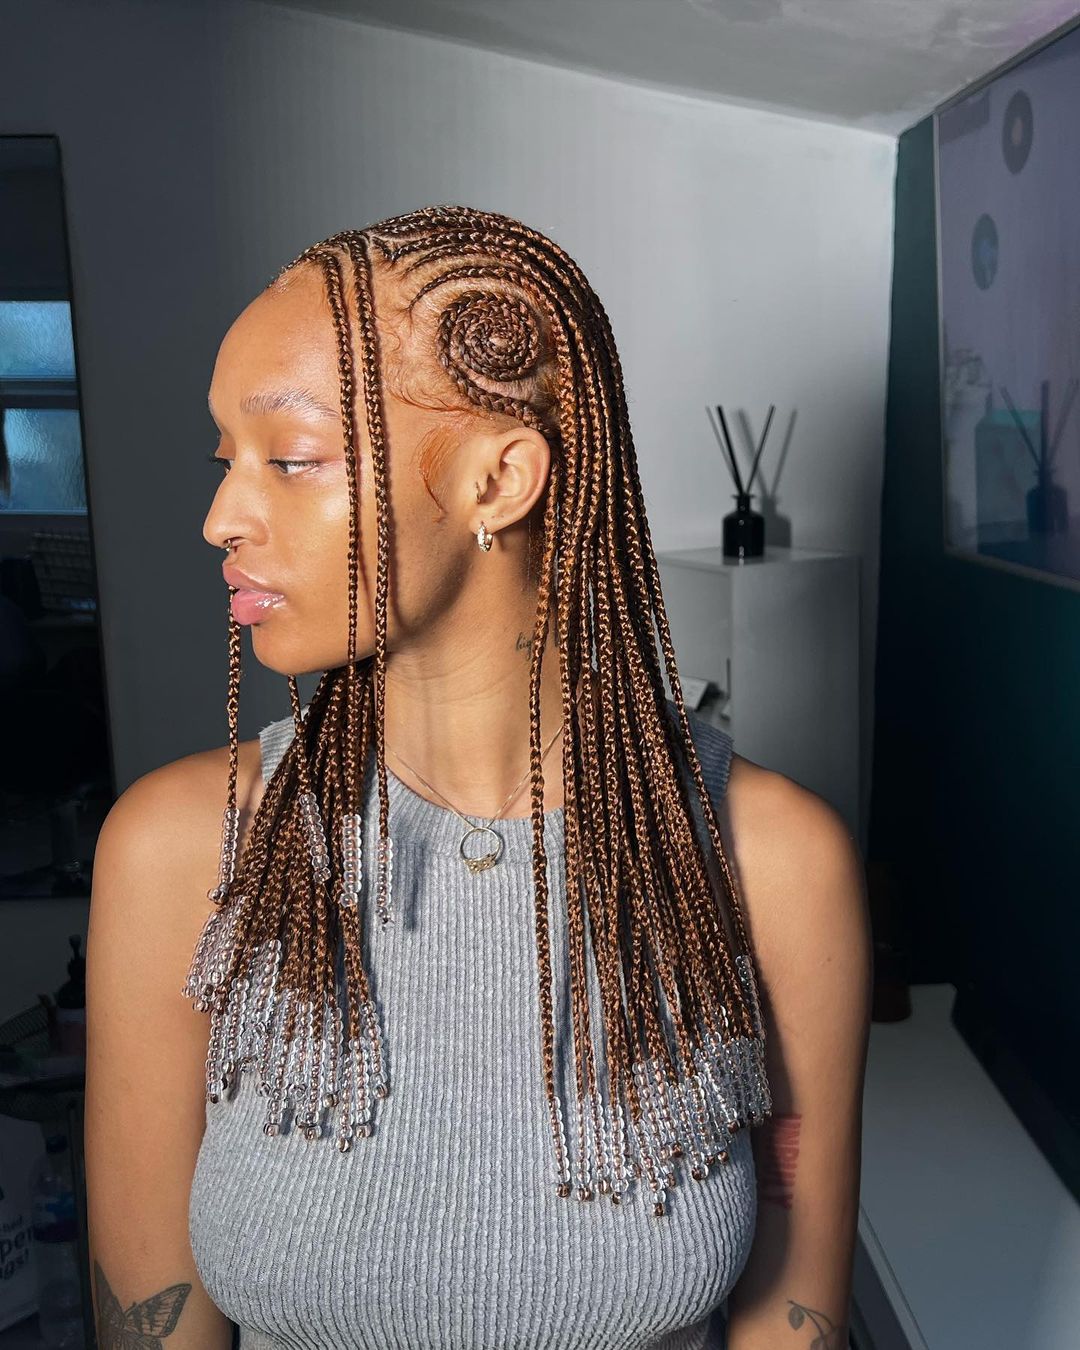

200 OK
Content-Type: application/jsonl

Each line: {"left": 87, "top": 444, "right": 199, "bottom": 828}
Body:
{"left": 204, "top": 453, "right": 317, "bottom": 477}
{"left": 267, "top": 459, "right": 318, "bottom": 476}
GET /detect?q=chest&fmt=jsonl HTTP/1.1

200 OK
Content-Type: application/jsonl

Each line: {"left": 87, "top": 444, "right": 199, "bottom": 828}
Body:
{"left": 188, "top": 851, "right": 758, "bottom": 1349}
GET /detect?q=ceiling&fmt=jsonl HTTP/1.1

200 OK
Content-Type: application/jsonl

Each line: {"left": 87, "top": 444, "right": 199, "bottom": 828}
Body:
{"left": 260, "top": 0, "right": 1080, "bottom": 133}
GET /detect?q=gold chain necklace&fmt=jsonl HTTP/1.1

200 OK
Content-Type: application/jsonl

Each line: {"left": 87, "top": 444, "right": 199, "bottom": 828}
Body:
{"left": 388, "top": 720, "right": 564, "bottom": 874}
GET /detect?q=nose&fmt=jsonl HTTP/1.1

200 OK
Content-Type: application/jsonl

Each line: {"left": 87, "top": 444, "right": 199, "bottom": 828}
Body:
{"left": 202, "top": 470, "right": 264, "bottom": 552}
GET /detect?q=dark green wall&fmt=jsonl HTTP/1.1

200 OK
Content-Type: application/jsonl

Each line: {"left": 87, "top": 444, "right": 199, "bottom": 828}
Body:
{"left": 869, "top": 116, "right": 1080, "bottom": 1055}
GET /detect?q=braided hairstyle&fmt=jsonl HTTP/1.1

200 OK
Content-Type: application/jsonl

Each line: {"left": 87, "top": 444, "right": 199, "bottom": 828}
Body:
{"left": 185, "top": 205, "right": 772, "bottom": 1217}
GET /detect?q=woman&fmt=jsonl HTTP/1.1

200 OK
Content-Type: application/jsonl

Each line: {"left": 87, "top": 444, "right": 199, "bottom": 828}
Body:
{"left": 85, "top": 206, "right": 871, "bottom": 1350}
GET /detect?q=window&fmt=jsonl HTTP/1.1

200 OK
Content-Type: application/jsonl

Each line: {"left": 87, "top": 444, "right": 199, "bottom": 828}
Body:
{"left": 0, "top": 299, "right": 85, "bottom": 513}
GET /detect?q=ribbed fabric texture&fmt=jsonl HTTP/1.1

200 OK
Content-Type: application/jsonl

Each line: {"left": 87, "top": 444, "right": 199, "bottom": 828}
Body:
{"left": 188, "top": 701, "right": 756, "bottom": 1350}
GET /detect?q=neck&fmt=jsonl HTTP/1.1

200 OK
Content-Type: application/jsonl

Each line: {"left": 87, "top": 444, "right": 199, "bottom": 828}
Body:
{"left": 381, "top": 601, "right": 566, "bottom": 821}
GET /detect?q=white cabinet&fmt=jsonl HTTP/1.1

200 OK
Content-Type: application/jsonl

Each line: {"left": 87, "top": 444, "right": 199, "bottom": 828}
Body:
{"left": 655, "top": 544, "right": 861, "bottom": 835}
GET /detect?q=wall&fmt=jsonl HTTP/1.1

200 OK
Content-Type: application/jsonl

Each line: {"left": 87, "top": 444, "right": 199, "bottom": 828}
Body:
{"left": 0, "top": 0, "right": 895, "bottom": 844}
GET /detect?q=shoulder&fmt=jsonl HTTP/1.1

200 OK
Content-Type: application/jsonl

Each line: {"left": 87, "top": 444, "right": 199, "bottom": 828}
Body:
{"left": 675, "top": 698, "right": 871, "bottom": 1094}
{"left": 677, "top": 704, "right": 866, "bottom": 962}
{"left": 91, "top": 734, "right": 266, "bottom": 935}
{"left": 86, "top": 734, "right": 268, "bottom": 1090}
{"left": 99, "top": 735, "right": 265, "bottom": 859}
{"left": 675, "top": 702, "right": 869, "bottom": 1015}
{"left": 718, "top": 746, "right": 872, "bottom": 1105}
{"left": 677, "top": 702, "right": 864, "bottom": 965}
{"left": 721, "top": 747, "right": 870, "bottom": 986}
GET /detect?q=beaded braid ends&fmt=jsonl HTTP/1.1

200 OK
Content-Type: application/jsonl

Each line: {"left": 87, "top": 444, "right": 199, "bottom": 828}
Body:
{"left": 184, "top": 206, "right": 773, "bottom": 1216}
{"left": 184, "top": 660, "right": 391, "bottom": 1150}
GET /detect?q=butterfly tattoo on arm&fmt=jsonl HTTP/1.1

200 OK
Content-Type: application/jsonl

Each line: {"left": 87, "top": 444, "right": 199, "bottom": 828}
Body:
{"left": 94, "top": 1261, "right": 192, "bottom": 1349}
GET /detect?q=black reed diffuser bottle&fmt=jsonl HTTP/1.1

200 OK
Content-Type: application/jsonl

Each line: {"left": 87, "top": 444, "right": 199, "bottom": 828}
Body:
{"left": 724, "top": 490, "right": 764, "bottom": 558}
{"left": 708, "top": 403, "right": 773, "bottom": 560}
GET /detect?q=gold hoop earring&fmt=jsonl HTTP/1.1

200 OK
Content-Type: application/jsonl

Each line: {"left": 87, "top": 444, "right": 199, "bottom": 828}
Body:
{"left": 476, "top": 521, "right": 493, "bottom": 552}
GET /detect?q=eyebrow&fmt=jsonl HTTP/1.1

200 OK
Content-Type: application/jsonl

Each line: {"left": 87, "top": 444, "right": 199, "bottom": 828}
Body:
{"left": 207, "top": 386, "right": 339, "bottom": 424}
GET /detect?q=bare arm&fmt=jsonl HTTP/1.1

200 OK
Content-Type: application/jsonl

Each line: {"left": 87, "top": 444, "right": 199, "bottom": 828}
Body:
{"left": 85, "top": 747, "right": 258, "bottom": 1348}
{"left": 720, "top": 759, "right": 873, "bottom": 1349}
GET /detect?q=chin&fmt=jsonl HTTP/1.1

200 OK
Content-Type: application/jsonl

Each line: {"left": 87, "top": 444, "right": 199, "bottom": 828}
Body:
{"left": 247, "top": 629, "right": 321, "bottom": 678}
{"left": 249, "top": 627, "right": 372, "bottom": 679}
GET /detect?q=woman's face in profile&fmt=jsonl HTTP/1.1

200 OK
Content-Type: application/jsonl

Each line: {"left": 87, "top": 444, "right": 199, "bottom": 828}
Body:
{"left": 202, "top": 263, "right": 462, "bottom": 677}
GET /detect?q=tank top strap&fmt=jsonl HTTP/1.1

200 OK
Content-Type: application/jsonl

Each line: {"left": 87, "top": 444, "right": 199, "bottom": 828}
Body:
{"left": 675, "top": 700, "right": 736, "bottom": 807}
{"left": 258, "top": 714, "right": 298, "bottom": 785}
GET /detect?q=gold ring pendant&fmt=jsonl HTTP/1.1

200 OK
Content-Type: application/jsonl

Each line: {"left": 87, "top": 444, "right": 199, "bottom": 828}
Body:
{"left": 460, "top": 825, "right": 503, "bottom": 873}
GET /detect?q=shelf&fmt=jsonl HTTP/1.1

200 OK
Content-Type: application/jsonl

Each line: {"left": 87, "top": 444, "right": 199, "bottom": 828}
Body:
{"left": 857, "top": 983, "right": 1080, "bottom": 1349}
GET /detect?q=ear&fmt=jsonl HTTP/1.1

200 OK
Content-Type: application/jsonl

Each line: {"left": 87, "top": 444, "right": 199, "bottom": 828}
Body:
{"left": 470, "top": 424, "right": 552, "bottom": 531}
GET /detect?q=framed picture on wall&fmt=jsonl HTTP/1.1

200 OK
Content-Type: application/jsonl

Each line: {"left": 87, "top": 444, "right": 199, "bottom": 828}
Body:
{"left": 935, "top": 16, "right": 1080, "bottom": 589}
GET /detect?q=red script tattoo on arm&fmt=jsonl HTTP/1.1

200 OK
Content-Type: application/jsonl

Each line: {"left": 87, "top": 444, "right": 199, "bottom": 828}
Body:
{"left": 757, "top": 1111, "right": 801, "bottom": 1209}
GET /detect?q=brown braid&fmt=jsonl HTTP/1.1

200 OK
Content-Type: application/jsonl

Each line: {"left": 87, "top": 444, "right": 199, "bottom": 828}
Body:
{"left": 185, "top": 205, "right": 772, "bottom": 1215}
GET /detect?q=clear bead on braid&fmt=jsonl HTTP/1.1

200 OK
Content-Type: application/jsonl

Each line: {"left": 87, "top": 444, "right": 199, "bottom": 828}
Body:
{"left": 340, "top": 812, "right": 364, "bottom": 907}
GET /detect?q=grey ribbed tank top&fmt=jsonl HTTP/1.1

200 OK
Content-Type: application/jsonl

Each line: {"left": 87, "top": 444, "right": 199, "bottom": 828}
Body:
{"left": 188, "top": 702, "right": 756, "bottom": 1350}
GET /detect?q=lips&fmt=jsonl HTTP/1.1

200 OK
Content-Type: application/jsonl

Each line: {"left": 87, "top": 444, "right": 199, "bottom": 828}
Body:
{"left": 223, "top": 564, "right": 286, "bottom": 626}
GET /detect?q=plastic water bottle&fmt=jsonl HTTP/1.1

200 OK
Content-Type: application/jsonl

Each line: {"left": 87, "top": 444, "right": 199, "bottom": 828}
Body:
{"left": 30, "top": 1133, "right": 85, "bottom": 1349}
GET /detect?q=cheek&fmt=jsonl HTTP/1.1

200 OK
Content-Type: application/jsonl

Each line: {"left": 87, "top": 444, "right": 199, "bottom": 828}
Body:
{"left": 387, "top": 518, "right": 464, "bottom": 637}
{"left": 258, "top": 489, "right": 353, "bottom": 648}
{"left": 265, "top": 457, "right": 401, "bottom": 658}
{"left": 291, "top": 480, "right": 353, "bottom": 595}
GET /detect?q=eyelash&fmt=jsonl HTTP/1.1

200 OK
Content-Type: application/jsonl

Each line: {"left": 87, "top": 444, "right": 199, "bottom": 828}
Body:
{"left": 206, "top": 454, "right": 315, "bottom": 476}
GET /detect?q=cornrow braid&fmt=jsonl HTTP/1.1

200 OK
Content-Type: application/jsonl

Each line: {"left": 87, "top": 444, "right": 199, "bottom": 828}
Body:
{"left": 184, "top": 205, "right": 772, "bottom": 1216}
